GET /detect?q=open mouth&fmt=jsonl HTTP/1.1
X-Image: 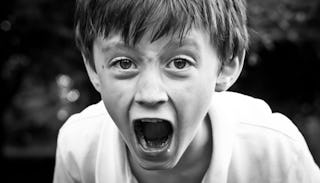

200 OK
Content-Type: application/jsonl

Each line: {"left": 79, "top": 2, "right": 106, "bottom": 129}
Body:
{"left": 134, "top": 118, "right": 173, "bottom": 151}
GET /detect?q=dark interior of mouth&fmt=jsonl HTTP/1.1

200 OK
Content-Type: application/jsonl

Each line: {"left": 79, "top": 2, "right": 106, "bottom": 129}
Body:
{"left": 134, "top": 119, "right": 173, "bottom": 148}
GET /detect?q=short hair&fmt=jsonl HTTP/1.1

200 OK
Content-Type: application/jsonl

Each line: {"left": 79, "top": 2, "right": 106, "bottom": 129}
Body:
{"left": 75, "top": 0, "right": 249, "bottom": 71}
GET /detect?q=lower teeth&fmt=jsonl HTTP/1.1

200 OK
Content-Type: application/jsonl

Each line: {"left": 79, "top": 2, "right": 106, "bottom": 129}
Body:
{"left": 140, "top": 136, "right": 169, "bottom": 149}
{"left": 146, "top": 138, "right": 167, "bottom": 147}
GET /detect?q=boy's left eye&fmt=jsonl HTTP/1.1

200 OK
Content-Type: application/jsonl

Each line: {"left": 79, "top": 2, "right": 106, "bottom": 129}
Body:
{"left": 166, "top": 56, "right": 194, "bottom": 70}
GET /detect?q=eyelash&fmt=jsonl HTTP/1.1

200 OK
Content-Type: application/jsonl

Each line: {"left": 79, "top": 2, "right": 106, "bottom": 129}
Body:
{"left": 166, "top": 55, "right": 195, "bottom": 70}
{"left": 109, "top": 55, "right": 195, "bottom": 71}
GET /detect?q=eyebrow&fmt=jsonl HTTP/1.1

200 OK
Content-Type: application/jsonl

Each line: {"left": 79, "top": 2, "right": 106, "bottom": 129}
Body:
{"left": 163, "top": 38, "right": 200, "bottom": 51}
{"left": 100, "top": 42, "right": 137, "bottom": 53}
{"left": 100, "top": 38, "right": 200, "bottom": 54}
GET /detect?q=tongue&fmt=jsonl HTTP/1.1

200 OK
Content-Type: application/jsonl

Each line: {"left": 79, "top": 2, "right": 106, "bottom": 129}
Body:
{"left": 143, "top": 122, "right": 171, "bottom": 141}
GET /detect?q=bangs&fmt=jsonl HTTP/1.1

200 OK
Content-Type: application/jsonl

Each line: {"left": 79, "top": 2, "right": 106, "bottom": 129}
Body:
{"left": 77, "top": 0, "right": 210, "bottom": 46}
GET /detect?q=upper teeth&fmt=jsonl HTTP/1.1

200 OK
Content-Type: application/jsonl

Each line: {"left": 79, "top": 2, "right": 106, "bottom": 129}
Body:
{"left": 141, "top": 119, "right": 163, "bottom": 123}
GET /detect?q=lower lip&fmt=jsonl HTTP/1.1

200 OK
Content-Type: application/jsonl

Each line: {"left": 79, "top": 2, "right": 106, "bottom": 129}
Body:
{"left": 136, "top": 135, "right": 173, "bottom": 157}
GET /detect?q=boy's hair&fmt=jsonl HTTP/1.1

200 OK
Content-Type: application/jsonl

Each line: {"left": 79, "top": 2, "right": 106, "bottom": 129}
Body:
{"left": 75, "top": 0, "right": 248, "bottom": 71}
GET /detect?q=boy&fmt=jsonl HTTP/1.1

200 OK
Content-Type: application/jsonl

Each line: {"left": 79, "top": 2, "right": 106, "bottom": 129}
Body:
{"left": 53, "top": 0, "right": 320, "bottom": 182}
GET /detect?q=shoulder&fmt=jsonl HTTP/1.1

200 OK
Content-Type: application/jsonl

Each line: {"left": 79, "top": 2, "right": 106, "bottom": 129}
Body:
{"left": 55, "top": 101, "right": 118, "bottom": 181}
{"left": 215, "top": 91, "right": 302, "bottom": 142}
{"left": 58, "top": 101, "right": 110, "bottom": 146}
{"left": 217, "top": 92, "right": 320, "bottom": 182}
{"left": 55, "top": 101, "right": 116, "bottom": 180}
{"left": 60, "top": 101, "right": 108, "bottom": 131}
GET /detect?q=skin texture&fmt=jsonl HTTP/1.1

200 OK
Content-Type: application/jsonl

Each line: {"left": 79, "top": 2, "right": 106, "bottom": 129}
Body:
{"left": 83, "top": 28, "right": 244, "bottom": 182}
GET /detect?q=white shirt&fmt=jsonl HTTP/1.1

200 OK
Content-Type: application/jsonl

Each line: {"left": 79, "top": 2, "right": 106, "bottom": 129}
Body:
{"left": 53, "top": 92, "right": 320, "bottom": 183}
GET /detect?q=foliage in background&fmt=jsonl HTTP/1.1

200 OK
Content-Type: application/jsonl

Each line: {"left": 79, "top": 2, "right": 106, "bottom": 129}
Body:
{"left": 0, "top": 0, "right": 99, "bottom": 156}
{"left": 0, "top": 0, "right": 319, "bottom": 162}
{"left": 237, "top": 0, "right": 320, "bottom": 164}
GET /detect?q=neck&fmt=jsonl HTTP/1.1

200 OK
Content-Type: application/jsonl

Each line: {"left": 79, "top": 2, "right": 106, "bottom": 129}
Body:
{"left": 129, "top": 115, "right": 213, "bottom": 183}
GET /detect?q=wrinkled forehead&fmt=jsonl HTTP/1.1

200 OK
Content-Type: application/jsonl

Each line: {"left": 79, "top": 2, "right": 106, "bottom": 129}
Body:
{"left": 95, "top": 29, "right": 209, "bottom": 53}
{"left": 88, "top": 0, "right": 210, "bottom": 46}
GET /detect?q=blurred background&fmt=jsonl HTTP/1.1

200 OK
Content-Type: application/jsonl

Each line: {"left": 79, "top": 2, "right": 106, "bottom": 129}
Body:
{"left": 0, "top": 0, "right": 319, "bottom": 182}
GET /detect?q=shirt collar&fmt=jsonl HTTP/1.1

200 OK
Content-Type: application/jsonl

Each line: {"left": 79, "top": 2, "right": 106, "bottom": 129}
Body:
{"left": 95, "top": 101, "right": 136, "bottom": 183}
{"left": 202, "top": 92, "right": 236, "bottom": 183}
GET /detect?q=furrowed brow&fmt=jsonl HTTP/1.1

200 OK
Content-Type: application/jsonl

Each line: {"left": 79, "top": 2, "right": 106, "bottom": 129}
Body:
{"left": 163, "top": 38, "right": 200, "bottom": 51}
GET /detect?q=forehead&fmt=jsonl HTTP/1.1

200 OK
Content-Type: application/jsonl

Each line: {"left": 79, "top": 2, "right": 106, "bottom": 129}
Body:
{"left": 94, "top": 28, "right": 212, "bottom": 52}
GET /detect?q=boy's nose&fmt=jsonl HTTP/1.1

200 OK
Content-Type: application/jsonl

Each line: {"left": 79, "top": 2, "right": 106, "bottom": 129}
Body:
{"left": 134, "top": 72, "right": 168, "bottom": 106}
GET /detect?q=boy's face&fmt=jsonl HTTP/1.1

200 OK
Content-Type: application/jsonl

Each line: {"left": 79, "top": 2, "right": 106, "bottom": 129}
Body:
{"left": 90, "top": 29, "right": 221, "bottom": 170}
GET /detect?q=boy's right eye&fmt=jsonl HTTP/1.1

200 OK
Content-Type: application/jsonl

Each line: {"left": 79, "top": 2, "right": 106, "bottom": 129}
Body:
{"left": 110, "top": 57, "right": 137, "bottom": 70}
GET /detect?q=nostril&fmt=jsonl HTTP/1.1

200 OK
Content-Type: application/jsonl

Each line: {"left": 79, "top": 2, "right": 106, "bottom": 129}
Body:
{"left": 136, "top": 99, "right": 166, "bottom": 106}
{"left": 134, "top": 90, "right": 168, "bottom": 106}
{"left": 135, "top": 94, "right": 167, "bottom": 105}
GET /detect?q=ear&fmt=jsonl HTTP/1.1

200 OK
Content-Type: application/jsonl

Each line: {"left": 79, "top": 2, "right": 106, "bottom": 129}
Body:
{"left": 82, "top": 54, "right": 101, "bottom": 93}
{"left": 215, "top": 50, "right": 245, "bottom": 92}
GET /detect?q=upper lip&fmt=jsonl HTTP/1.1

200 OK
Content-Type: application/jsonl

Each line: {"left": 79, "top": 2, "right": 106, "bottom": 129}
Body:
{"left": 135, "top": 118, "right": 170, "bottom": 123}
{"left": 132, "top": 118, "right": 174, "bottom": 128}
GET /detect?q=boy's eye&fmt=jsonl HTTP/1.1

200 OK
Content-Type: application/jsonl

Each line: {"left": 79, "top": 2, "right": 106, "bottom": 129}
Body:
{"left": 111, "top": 57, "right": 137, "bottom": 70}
{"left": 166, "top": 56, "right": 194, "bottom": 70}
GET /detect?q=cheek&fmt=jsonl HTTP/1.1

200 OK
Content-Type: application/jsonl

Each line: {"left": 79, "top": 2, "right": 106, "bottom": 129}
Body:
{"left": 183, "top": 83, "right": 213, "bottom": 122}
{"left": 99, "top": 71, "right": 135, "bottom": 102}
{"left": 100, "top": 79, "right": 128, "bottom": 107}
{"left": 169, "top": 75, "right": 215, "bottom": 128}
{"left": 171, "top": 73, "right": 215, "bottom": 110}
{"left": 99, "top": 75, "right": 136, "bottom": 134}
{"left": 168, "top": 78, "right": 214, "bottom": 154}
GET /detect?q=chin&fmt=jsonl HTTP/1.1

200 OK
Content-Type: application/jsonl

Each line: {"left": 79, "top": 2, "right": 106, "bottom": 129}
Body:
{"left": 131, "top": 143, "right": 179, "bottom": 170}
{"left": 136, "top": 155, "right": 178, "bottom": 170}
